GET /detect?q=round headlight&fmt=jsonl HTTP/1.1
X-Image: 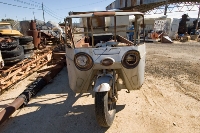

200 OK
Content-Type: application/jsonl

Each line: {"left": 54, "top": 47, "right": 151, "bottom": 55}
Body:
{"left": 74, "top": 52, "right": 93, "bottom": 71}
{"left": 121, "top": 50, "right": 140, "bottom": 69}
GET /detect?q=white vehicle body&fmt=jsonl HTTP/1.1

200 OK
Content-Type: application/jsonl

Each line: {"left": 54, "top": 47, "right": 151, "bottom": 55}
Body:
{"left": 65, "top": 11, "right": 146, "bottom": 93}
{"left": 64, "top": 11, "right": 146, "bottom": 127}
{"left": 66, "top": 42, "right": 146, "bottom": 92}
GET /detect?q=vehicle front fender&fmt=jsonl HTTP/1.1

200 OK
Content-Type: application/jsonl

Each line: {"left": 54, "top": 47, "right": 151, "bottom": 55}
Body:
{"left": 93, "top": 76, "right": 112, "bottom": 92}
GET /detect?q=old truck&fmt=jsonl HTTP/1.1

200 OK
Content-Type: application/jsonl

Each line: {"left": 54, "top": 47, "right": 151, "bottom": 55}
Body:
{"left": 0, "top": 22, "right": 23, "bottom": 37}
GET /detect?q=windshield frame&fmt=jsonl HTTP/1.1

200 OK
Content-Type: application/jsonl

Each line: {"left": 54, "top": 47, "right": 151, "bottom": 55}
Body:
{"left": 65, "top": 11, "right": 145, "bottom": 48}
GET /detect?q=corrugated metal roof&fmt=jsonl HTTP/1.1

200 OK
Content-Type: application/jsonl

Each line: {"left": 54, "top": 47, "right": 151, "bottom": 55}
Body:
{"left": 106, "top": 0, "right": 200, "bottom": 12}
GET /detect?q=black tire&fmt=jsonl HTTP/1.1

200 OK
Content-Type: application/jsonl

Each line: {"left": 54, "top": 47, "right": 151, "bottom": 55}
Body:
{"left": 0, "top": 38, "right": 19, "bottom": 51}
{"left": 95, "top": 91, "right": 116, "bottom": 127}
{"left": 4, "top": 52, "right": 24, "bottom": 65}
{"left": 1, "top": 45, "right": 24, "bottom": 58}
{"left": 21, "top": 42, "right": 35, "bottom": 51}
{"left": 19, "top": 36, "right": 33, "bottom": 44}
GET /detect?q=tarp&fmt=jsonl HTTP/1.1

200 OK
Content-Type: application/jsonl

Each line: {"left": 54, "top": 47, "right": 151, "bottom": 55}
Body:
{"left": 45, "top": 21, "right": 63, "bottom": 33}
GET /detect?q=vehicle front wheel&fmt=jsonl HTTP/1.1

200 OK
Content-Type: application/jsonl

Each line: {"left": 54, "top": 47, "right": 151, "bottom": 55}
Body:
{"left": 95, "top": 91, "right": 116, "bottom": 127}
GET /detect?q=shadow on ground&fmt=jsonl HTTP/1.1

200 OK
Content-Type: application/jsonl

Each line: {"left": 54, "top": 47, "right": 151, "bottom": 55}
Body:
{"left": 0, "top": 67, "right": 125, "bottom": 133}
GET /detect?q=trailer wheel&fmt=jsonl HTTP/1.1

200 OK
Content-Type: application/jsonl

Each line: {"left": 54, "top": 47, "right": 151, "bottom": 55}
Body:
{"left": 1, "top": 45, "right": 24, "bottom": 58}
{"left": 4, "top": 52, "right": 24, "bottom": 65}
{"left": 21, "top": 42, "right": 35, "bottom": 51}
{"left": 19, "top": 36, "right": 33, "bottom": 44}
{"left": 0, "top": 38, "right": 19, "bottom": 50}
{"left": 95, "top": 92, "right": 116, "bottom": 127}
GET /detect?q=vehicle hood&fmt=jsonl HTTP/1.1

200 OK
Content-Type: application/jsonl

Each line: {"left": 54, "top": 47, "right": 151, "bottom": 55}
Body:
{"left": 0, "top": 29, "right": 23, "bottom": 36}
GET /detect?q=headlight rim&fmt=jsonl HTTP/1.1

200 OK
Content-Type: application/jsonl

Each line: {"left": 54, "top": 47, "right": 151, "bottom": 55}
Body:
{"left": 121, "top": 50, "right": 140, "bottom": 69}
{"left": 74, "top": 52, "right": 93, "bottom": 71}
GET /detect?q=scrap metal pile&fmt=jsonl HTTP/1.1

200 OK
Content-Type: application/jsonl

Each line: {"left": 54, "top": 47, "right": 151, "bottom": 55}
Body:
{"left": 0, "top": 48, "right": 65, "bottom": 125}
{"left": 37, "top": 21, "right": 65, "bottom": 46}
{"left": 0, "top": 49, "right": 52, "bottom": 94}
{"left": 0, "top": 20, "right": 66, "bottom": 95}
{"left": 147, "top": 14, "right": 200, "bottom": 43}
{"left": 0, "top": 18, "right": 67, "bottom": 125}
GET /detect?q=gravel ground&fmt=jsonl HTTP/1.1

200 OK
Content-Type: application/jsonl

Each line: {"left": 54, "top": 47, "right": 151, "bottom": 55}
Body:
{"left": 0, "top": 41, "right": 200, "bottom": 133}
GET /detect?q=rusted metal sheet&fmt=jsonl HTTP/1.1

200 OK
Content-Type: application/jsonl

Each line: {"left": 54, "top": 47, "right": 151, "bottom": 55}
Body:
{"left": 80, "top": 17, "right": 105, "bottom": 31}
{"left": 94, "top": 11, "right": 115, "bottom": 17}
{"left": 86, "top": 17, "right": 105, "bottom": 28}
{"left": 94, "top": 17, "right": 105, "bottom": 27}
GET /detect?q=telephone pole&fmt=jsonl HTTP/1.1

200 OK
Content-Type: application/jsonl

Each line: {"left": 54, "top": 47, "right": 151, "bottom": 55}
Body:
{"left": 33, "top": 11, "right": 36, "bottom": 20}
{"left": 42, "top": 2, "right": 45, "bottom": 23}
{"left": 164, "top": 0, "right": 168, "bottom": 15}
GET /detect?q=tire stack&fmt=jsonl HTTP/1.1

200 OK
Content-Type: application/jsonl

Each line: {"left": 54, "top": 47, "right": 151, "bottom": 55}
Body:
{"left": 0, "top": 37, "right": 25, "bottom": 66}
{"left": 19, "top": 36, "right": 35, "bottom": 58}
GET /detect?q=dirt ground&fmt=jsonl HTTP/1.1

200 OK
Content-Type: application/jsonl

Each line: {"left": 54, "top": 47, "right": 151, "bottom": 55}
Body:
{"left": 0, "top": 41, "right": 200, "bottom": 133}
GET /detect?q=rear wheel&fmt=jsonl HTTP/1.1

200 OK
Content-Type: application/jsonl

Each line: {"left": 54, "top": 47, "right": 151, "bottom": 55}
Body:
{"left": 95, "top": 91, "right": 116, "bottom": 127}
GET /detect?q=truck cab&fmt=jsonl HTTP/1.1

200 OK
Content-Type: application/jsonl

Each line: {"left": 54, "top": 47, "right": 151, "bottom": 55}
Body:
{"left": 0, "top": 22, "right": 23, "bottom": 37}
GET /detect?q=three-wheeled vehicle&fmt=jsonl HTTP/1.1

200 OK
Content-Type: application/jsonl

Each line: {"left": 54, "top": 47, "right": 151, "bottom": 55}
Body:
{"left": 64, "top": 11, "right": 146, "bottom": 127}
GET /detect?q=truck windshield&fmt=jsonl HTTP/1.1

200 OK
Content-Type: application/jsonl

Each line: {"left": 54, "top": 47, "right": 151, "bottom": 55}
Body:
{"left": 0, "top": 25, "right": 12, "bottom": 30}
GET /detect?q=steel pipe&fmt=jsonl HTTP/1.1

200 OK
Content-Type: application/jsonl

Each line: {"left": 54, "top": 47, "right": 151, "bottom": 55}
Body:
{"left": 0, "top": 63, "right": 64, "bottom": 125}
{"left": 0, "top": 97, "right": 24, "bottom": 125}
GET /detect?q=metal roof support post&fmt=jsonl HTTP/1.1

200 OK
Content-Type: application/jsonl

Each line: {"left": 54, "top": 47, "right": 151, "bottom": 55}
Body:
{"left": 164, "top": 0, "right": 168, "bottom": 15}
{"left": 86, "top": 18, "right": 89, "bottom": 37}
{"left": 69, "top": 18, "right": 75, "bottom": 48}
{"left": 138, "top": 16, "right": 141, "bottom": 44}
{"left": 64, "top": 19, "right": 68, "bottom": 43}
{"left": 134, "top": 15, "right": 138, "bottom": 45}
{"left": 142, "top": 15, "right": 145, "bottom": 43}
{"left": 196, "top": 6, "right": 200, "bottom": 33}
{"left": 114, "top": 16, "right": 117, "bottom": 42}
{"left": 90, "top": 17, "right": 94, "bottom": 47}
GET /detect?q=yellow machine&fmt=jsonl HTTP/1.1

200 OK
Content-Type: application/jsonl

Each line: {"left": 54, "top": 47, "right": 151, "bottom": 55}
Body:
{"left": 0, "top": 22, "right": 23, "bottom": 36}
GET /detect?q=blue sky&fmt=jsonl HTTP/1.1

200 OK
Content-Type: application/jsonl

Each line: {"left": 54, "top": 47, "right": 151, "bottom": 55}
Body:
{"left": 0, "top": 0, "right": 114, "bottom": 22}
{"left": 0, "top": 0, "right": 199, "bottom": 23}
